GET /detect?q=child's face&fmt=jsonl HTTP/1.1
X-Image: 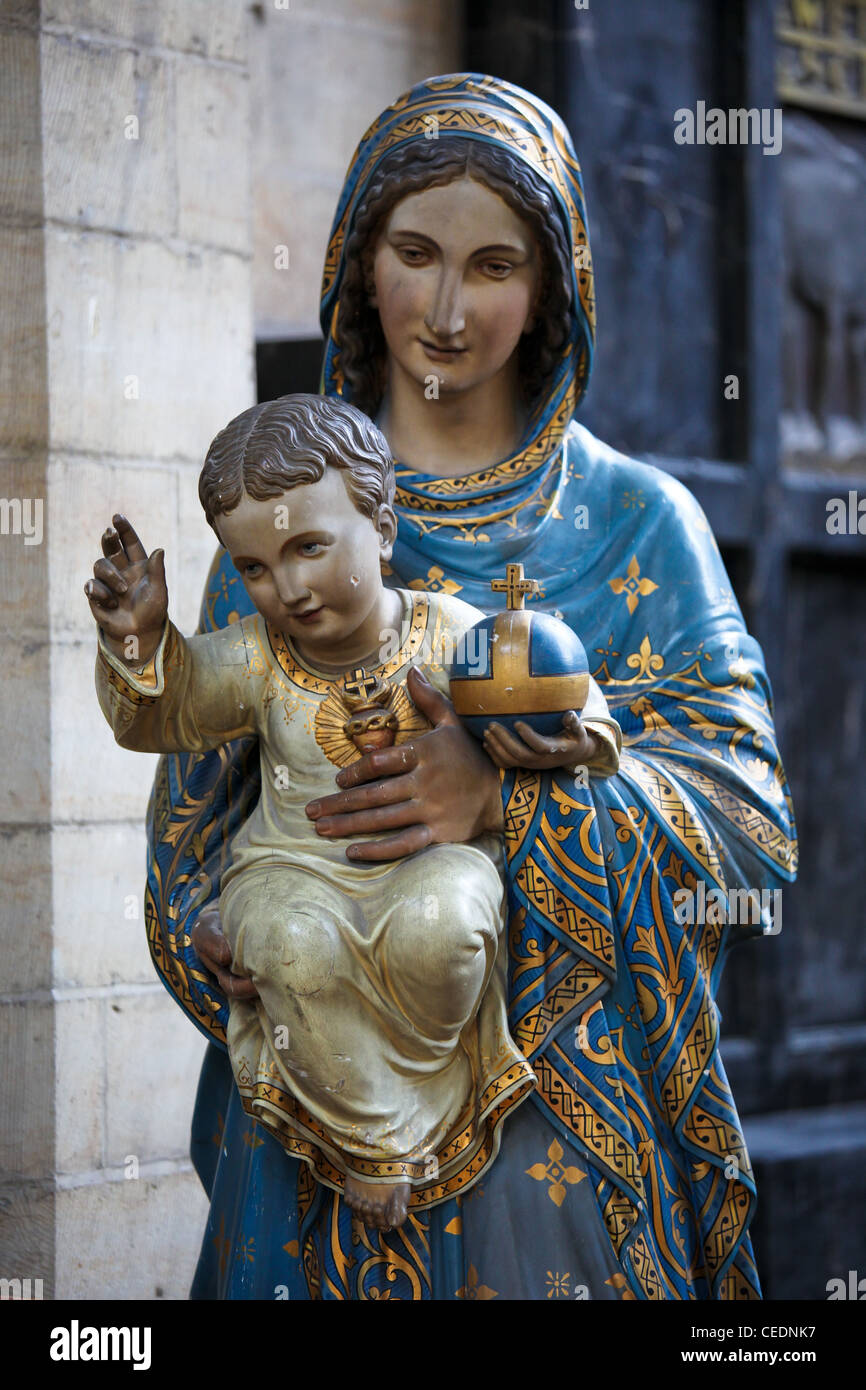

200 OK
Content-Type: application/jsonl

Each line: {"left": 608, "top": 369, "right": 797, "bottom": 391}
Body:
{"left": 214, "top": 467, "right": 397, "bottom": 664}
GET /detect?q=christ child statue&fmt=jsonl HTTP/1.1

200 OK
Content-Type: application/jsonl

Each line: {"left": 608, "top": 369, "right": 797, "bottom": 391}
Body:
{"left": 85, "top": 392, "right": 540, "bottom": 1231}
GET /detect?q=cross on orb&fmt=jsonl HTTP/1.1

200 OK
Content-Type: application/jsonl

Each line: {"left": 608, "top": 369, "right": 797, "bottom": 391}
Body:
{"left": 342, "top": 668, "right": 380, "bottom": 701}
{"left": 490, "top": 563, "right": 540, "bottom": 611}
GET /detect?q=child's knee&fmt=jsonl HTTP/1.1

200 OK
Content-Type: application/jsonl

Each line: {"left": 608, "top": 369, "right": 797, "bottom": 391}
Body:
{"left": 239, "top": 906, "right": 338, "bottom": 998}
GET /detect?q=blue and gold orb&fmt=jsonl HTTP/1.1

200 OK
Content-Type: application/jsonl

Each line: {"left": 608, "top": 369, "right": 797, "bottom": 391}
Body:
{"left": 448, "top": 564, "right": 589, "bottom": 739}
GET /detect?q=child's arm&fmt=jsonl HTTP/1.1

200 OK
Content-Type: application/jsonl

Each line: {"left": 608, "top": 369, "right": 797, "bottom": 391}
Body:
{"left": 85, "top": 514, "right": 257, "bottom": 753}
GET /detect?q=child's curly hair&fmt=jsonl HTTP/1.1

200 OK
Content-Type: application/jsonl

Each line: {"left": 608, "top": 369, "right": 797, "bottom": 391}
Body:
{"left": 198, "top": 393, "right": 395, "bottom": 533}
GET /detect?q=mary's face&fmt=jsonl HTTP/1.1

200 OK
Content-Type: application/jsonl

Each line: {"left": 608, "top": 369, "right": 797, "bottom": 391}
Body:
{"left": 370, "top": 174, "right": 539, "bottom": 398}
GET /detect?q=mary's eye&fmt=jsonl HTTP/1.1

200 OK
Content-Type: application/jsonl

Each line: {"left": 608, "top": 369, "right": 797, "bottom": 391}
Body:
{"left": 480, "top": 260, "right": 513, "bottom": 278}
{"left": 244, "top": 563, "right": 263, "bottom": 578}
{"left": 398, "top": 247, "right": 429, "bottom": 265}
{"left": 300, "top": 541, "right": 323, "bottom": 556}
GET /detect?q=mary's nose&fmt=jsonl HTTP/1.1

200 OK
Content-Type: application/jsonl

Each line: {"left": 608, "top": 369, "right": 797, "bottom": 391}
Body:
{"left": 424, "top": 269, "right": 465, "bottom": 340}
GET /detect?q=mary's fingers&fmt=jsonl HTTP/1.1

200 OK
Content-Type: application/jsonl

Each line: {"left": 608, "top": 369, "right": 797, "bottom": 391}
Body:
{"left": 513, "top": 720, "right": 567, "bottom": 755}
{"left": 485, "top": 722, "right": 535, "bottom": 763}
{"left": 406, "top": 666, "right": 459, "bottom": 728}
{"left": 214, "top": 967, "right": 259, "bottom": 1001}
{"left": 112, "top": 513, "right": 149, "bottom": 565}
{"left": 314, "top": 799, "right": 421, "bottom": 838}
{"left": 562, "top": 710, "right": 583, "bottom": 736}
{"left": 344, "top": 822, "right": 433, "bottom": 863}
{"left": 483, "top": 727, "right": 519, "bottom": 768}
{"left": 325, "top": 743, "right": 418, "bottom": 796}
{"left": 191, "top": 917, "right": 232, "bottom": 964}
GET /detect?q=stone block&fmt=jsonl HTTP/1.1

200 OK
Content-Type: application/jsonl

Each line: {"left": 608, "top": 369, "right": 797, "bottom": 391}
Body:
{"left": 1, "top": 636, "right": 51, "bottom": 825}
{"left": 252, "top": 175, "right": 336, "bottom": 338}
{"left": 104, "top": 989, "right": 207, "bottom": 1166}
{"left": 250, "top": 20, "right": 427, "bottom": 182}
{"left": 0, "top": 1180, "right": 54, "bottom": 1295}
{"left": 0, "top": 825, "right": 53, "bottom": 994}
{"left": 55, "top": 995, "right": 104, "bottom": 1174}
{"left": 41, "top": 34, "right": 176, "bottom": 239}
{"left": 43, "top": 1, "right": 247, "bottom": 63}
{"left": 0, "top": 453, "right": 50, "bottom": 640}
{"left": 176, "top": 62, "right": 250, "bottom": 254}
{"left": 0, "top": 228, "right": 48, "bottom": 450}
{"left": 260, "top": 0, "right": 461, "bottom": 42}
{"left": 0, "top": 25, "right": 43, "bottom": 222}
{"left": 46, "top": 452, "right": 179, "bottom": 640}
{"left": 52, "top": 824, "right": 155, "bottom": 990}
{"left": 55, "top": 1167, "right": 208, "bottom": 1299}
{"left": 50, "top": 638, "right": 159, "bottom": 825}
{"left": 43, "top": 228, "right": 255, "bottom": 460}
{"left": 176, "top": 464, "right": 222, "bottom": 636}
{"left": 0, "top": 999, "right": 54, "bottom": 1178}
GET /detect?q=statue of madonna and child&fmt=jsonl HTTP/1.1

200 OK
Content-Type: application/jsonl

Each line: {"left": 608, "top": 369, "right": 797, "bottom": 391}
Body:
{"left": 85, "top": 74, "right": 798, "bottom": 1301}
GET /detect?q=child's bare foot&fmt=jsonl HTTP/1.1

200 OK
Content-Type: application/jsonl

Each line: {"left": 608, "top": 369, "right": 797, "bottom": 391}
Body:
{"left": 344, "top": 1173, "right": 411, "bottom": 1230}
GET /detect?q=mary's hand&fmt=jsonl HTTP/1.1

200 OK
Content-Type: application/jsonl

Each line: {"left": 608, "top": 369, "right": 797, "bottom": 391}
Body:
{"left": 190, "top": 901, "right": 259, "bottom": 1001}
{"left": 482, "top": 710, "right": 602, "bottom": 771}
{"left": 305, "top": 667, "right": 504, "bottom": 862}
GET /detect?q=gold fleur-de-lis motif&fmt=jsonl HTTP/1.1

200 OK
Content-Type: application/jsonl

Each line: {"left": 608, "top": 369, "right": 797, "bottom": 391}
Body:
{"left": 626, "top": 634, "right": 664, "bottom": 679}
{"left": 526, "top": 1138, "right": 586, "bottom": 1206}
{"left": 242, "top": 1127, "right": 265, "bottom": 1151}
{"left": 609, "top": 555, "right": 659, "bottom": 615}
{"left": 237, "top": 1235, "right": 255, "bottom": 1265}
{"left": 455, "top": 1263, "right": 498, "bottom": 1299}
{"left": 408, "top": 565, "right": 462, "bottom": 596}
{"left": 546, "top": 1270, "right": 571, "bottom": 1298}
{"left": 605, "top": 1271, "right": 636, "bottom": 1300}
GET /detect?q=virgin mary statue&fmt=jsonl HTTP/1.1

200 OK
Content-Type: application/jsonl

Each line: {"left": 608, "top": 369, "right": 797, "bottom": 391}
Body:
{"left": 145, "top": 73, "right": 798, "bottom": 1300}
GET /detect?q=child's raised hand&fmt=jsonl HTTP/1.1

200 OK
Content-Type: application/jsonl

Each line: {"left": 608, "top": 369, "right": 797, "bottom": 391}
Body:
{"left": 84, "top": 514, "right": 168, "bottom": 663}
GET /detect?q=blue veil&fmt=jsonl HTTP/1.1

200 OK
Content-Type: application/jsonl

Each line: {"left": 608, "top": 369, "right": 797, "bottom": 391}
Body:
{"left": 145, "top": 74, "right": 797, "bottom": 1299}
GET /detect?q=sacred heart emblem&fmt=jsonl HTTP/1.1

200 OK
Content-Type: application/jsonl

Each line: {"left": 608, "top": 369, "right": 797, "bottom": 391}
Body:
{"left": 314, "top": 667, "right": 431, "bottom": 766}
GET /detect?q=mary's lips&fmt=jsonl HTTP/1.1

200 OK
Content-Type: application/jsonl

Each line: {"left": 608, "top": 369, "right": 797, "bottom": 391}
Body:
{"left": 293, "top": 606, "right": 324, "bottom": 623}
{"left": 420, "top": 339, "right": 466, "bottom": 356}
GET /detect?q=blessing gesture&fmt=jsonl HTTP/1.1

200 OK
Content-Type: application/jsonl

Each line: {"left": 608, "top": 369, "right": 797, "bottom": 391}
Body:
{"left": 84, "top": 514, "right": 168, "bottom": 664}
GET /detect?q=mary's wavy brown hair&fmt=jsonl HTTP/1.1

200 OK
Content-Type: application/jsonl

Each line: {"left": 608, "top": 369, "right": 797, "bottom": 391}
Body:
{"left": 335, "top": 138, "right": 574, "bottom": 419}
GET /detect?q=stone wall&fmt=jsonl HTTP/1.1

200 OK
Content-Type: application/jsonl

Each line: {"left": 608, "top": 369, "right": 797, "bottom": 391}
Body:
{"left": 0, "top": 0, "right": 254, "bottom": 1300}
{"left": 0, "top": 0, "right": 462, "bottom": 1301}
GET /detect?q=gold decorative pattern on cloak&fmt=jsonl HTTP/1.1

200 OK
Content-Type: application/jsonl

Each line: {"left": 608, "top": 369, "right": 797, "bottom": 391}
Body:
{"left": 525, "top": 1136, "right": 587, "bottom": 1206}
{"left": 533, "top": 1054, "right": 644, "bottom": 1194}
{"left": 608, "top": 555, "right": 660, "bottom": 615}
{"left": 666, "top": 759, "right": 799, "bottom": 875}
{"left": 393, "top": 396, "right": 576, "bottom": 503}
{"left": 455, "top": 1263, "right": 498, "bottom": 1300}
{"left": 618, "top": 752, "right": 723, "bottom": 883}
{"left": 511, "top": 955, "right": 608, "bottom": 1059}
{"left": 407, "top": 565, "right": 462, "bottom": 596}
